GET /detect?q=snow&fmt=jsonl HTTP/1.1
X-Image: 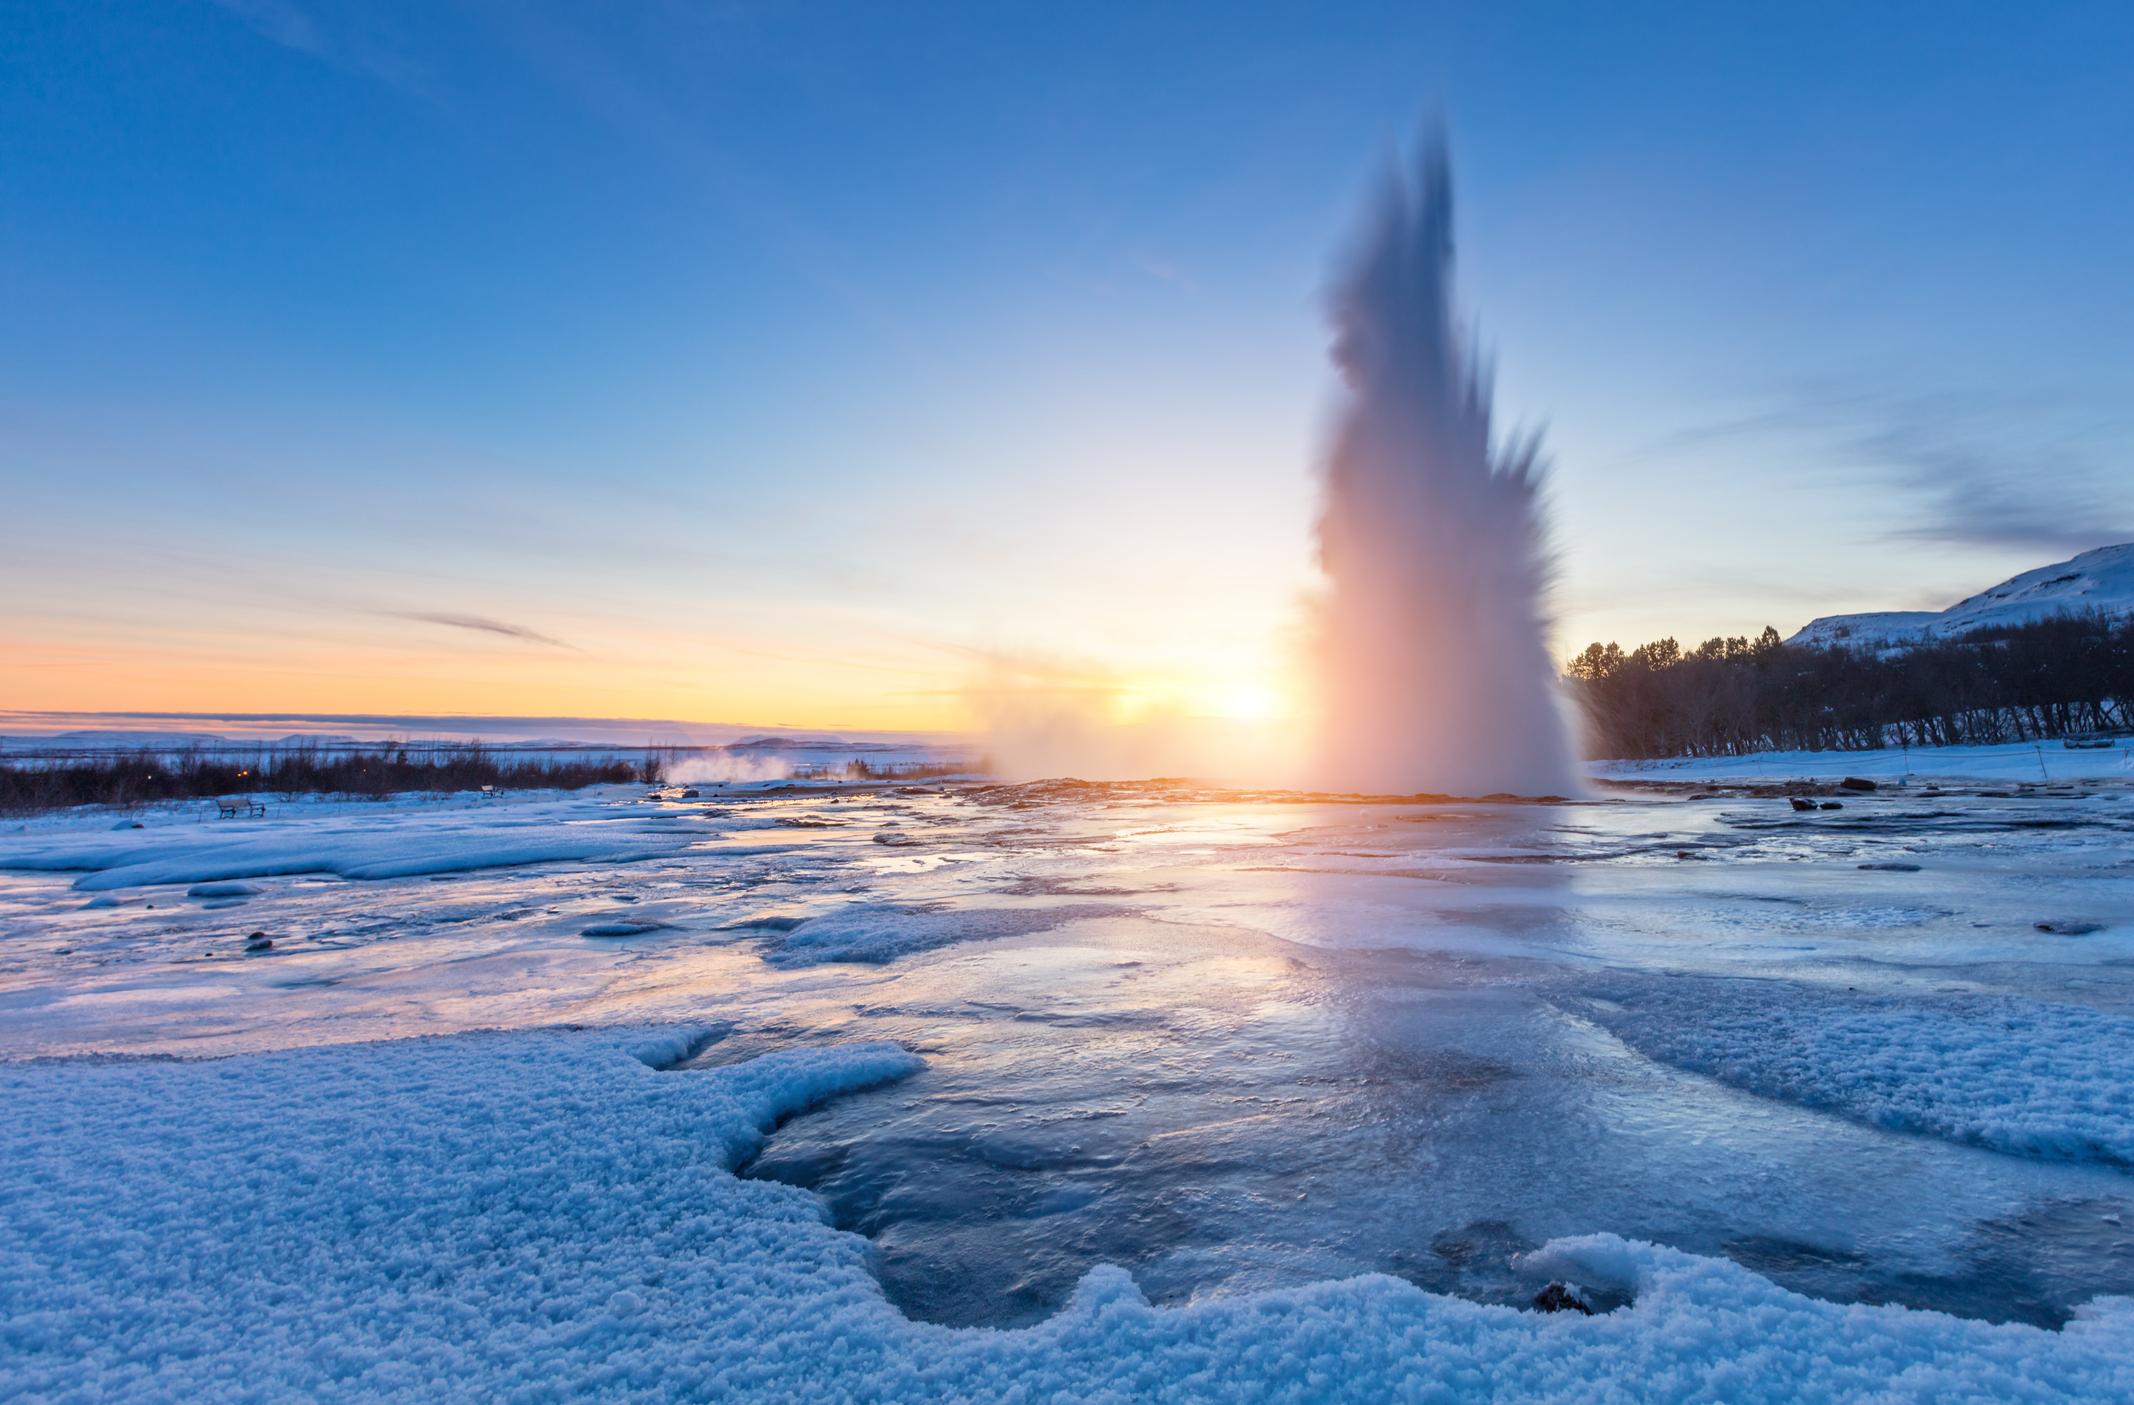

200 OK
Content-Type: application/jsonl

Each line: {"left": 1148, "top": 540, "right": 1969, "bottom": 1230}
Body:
{"left": 1790, "top": 542, "right": 2134, "bottom": 651}
{"left": 5, "top": 1024, "right": 2131, "bottom": 1403}
{"left": 0, "top": 793, "right": 703, "bottom": 891}
{"left": 1570, "top": 978, "right": 2134, "bottom": 1166}
{"left": 1593, "top": 738, "right": 2134, "bottom": 784}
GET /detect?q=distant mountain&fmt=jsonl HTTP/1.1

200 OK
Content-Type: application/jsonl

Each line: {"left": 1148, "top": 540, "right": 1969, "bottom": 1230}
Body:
{"left": 0, "top": 712, "right": 958, "bottom": 752}
{"left": 1789, "top": 543, "right": 2134, "bottom": 652}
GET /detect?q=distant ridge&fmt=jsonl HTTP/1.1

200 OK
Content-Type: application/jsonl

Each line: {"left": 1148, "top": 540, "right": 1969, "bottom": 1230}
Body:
{"left": 1789, "top": 542, "right": 2134, "bottom": 651}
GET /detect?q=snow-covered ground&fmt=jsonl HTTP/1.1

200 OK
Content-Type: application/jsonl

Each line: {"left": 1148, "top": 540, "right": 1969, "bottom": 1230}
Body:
{"left": 5, "top": 776, "right": 2133, "bottom": 1399}
{"left": 1593, "top": 738, "right": 2134, "bottom": 785}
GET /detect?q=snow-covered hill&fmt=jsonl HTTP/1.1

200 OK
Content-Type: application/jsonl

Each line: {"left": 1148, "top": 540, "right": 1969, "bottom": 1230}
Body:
{"left": 1790, "top": 542, "right": 2134, "bottom": 651}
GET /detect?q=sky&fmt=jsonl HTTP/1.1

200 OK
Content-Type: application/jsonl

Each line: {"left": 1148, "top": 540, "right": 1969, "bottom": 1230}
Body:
{"left": 4, "top": 1, "right": 2132, "bottom": 733}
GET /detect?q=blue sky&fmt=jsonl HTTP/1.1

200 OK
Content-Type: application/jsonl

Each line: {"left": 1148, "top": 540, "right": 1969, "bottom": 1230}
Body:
{"left": 4, "top": 1, "right": 2131, "bottom": 728}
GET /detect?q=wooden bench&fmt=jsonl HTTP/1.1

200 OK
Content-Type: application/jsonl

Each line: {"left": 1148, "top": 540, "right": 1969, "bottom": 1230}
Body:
{"left": 215, "top": 798, "right": 267, "bottom": 819}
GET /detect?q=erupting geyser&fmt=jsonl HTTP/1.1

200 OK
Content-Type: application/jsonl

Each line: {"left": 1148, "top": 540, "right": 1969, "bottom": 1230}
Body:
{"left": 1312, "top": 131, "right": 1577, "bottom": 797}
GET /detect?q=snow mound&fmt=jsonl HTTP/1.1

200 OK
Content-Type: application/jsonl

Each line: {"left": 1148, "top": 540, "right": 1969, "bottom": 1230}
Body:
{"left": 582, "top": 919, "right": 668, "bottom": 938}
{"left": 185, "top": 879, "right": 263, "bottom": 898}
{"left": 1792, "top": 542, "right": 2134, "bottom": 651}
{"left": 0, "top": 813, "right": 698, "bottom": 891}
{"left": 1572, "top": 977, "right": 2134, "bottom": 1165}
{"left": 3, "top": 1026, "right": 2130, "bottom": 1401}
{"left": 764, "top": 902, "right": 1123, "bottom": 966}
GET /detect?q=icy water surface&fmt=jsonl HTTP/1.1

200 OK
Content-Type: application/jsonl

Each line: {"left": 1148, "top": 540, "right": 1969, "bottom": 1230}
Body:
{"left": 4, "top": 778, "right": 2132, "bottom": 1328}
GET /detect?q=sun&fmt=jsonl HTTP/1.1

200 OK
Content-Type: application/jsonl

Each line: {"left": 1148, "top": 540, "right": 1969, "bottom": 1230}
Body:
{"left": 1203, "top": 680, "right": 1283, "bottom": 723}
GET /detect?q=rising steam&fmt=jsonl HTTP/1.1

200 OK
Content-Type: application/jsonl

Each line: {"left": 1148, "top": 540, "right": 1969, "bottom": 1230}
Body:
{"left": 1311, "top": 131, "right": 1577, "bottom": 796}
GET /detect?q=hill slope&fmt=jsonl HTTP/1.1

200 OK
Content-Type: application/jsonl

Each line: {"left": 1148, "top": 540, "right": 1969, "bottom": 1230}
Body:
{"left": 1790, "top": 542, "right": 2134, "bottom": 651}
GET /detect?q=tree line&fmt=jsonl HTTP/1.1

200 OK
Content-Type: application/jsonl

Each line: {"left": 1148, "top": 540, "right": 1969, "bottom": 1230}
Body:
{"left": 1565, "top": 613, "right": 2133, "bottom": 759}
{"left": 0, "top": 744, "right": 669, "bottom": 815}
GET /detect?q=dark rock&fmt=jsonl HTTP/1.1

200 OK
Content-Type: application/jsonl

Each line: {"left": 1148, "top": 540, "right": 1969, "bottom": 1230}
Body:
{"left": 678, "top": 788, "right": 701, "bottom": 799}
{"left": 1819, "top": 801, "right": 1843, "bottom": 810}
{"left": 1859, "top": 862, "right": 1922, "bottom": 872}
{"left": 243, "top": 932, "right": 274, "bottom": 952}
{"left": 1532, "top": 1281, "right": 1594, "bottom": 1315}
{"left": 2035, "top": 921, "right": 2104, "bottom": 936}
{"left": 1839, "top": 776, "right": 1879, "bottom": 792}
{"left": 1789, "top": 797, "right": 1817, "bottom": 812}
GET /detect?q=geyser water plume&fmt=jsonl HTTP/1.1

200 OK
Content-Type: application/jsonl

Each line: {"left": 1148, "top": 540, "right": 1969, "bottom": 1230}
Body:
{"left": 1312, "top": 132, "right": 1577, "bottom": 796}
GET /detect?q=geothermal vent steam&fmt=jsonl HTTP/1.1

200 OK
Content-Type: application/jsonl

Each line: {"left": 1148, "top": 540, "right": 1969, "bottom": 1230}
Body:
{"left": 1312, "top": 132, "right": 1577, "bottom": 797}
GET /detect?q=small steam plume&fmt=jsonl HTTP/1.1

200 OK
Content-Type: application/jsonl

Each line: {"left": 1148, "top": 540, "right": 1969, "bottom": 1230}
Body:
{"left": 666, "top": 752, "right": 794, "bottom": 784}
{"left": 1310, "top": 130, "right": 1577, "bottom": 796}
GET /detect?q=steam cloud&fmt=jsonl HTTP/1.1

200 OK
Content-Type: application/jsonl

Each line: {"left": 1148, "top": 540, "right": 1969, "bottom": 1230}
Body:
{"left": 1311, "top": 131, "right": 1577, "bottom": 796}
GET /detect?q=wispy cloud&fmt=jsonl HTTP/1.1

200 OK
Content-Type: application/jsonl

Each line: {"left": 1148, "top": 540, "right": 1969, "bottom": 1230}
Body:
{"left": 1132, "top": 252, "right": 1199, "bottom": 295}
{"left": 1857, "top": 420, "right": 2133, "bottom": 553}
{"left": 385, "top": 611, "right": 576, "bottom": 650}
{"left": 208, "top": 0, "right": 434, "bottom": 97}
{"left": 1625, "top": 384, "right": 2134, "bottom": 554}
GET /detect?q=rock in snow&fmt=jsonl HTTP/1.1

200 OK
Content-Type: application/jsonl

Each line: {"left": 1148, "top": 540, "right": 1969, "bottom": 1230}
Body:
{"left": 1529, "top": 1281, "right": 1595, "bottom": 1315}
